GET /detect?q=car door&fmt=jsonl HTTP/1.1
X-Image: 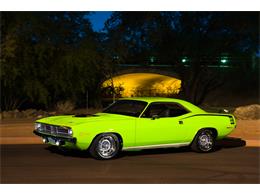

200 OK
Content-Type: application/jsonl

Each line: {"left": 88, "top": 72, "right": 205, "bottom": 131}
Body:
{"left": 135, "top": 102, "right": 190, "bottom": 146}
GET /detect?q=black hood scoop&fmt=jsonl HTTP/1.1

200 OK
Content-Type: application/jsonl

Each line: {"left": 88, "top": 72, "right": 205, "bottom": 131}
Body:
{"left": 74, "top": 114, "right": 99, "bottom": 117}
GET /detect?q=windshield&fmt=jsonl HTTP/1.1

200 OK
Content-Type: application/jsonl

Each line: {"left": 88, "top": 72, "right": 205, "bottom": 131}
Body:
{"left": 102, "top": 100, "right": 148, "bottom": 117}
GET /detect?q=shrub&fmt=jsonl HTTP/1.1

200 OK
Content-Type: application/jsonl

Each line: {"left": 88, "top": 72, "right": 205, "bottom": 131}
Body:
{"left": 56, "top": 100, "right": 75, "bottom": 114}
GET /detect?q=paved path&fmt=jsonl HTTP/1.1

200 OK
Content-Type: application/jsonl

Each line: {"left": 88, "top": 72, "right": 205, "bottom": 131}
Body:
{"left": 1, "top": 143, "right": 259, "bottom": 183}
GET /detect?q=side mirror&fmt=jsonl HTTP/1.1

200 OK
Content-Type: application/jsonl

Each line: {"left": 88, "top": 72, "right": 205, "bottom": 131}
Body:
{"left": 151, "top": 114, "right": 159, "bottom": 120}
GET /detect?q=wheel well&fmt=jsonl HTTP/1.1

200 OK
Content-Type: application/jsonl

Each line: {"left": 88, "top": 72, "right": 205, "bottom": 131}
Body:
{"left": 198, "top": 128, "right": 218, "bottom": 138}
{"left": 90, "top": 132, "right": 123, "bottom": 149}
{"left": 113, "top": 133, "right": 123, "bottom": 145}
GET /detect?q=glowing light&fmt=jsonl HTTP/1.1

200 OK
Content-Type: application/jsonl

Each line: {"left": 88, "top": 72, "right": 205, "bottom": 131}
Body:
{"left": 102, "top": 73, "right": 182, "bottom": 97}
{"left": 220, "top": 56, "right": 228, "bottom": 64}
{"left": 181, "top": 57, "right": 188, "bottom": 63}
{"left": 221, "top": 59, "right": 227, "bottom": 63}
{"left": 150, "top": 56, "right": 155, "bottom": 64}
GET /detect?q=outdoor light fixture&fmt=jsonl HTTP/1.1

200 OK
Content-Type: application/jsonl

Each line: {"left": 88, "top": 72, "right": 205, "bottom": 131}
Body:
{"left": 220, "top": 56, "right": 228, "bottom": 64}
{"left": 149, "top": 56, "right": 155, "bottom": 64}
{"left": 113, "top": 55, "right": 119, "bottom": 60}
{"left": 181, "top": 57, "right": 188, "bottom": 63}
{"left": 221, "top": 59, "right": 227, "bottom": 63}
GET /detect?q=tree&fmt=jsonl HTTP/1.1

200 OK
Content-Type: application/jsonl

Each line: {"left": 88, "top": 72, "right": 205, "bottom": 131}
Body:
{"left": 104, "top": 12, "right": 259, "bottom": 104}
{"left": 0, "top": 12, "right": 104, "bottom": 110}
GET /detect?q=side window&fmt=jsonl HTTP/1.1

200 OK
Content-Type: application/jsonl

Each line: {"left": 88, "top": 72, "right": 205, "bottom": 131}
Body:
{"left": 142, "top": 102, "right": 189, "bottom": 118}
{"left": 167, "top": 103, "right": 189, "bottom": 117}
{"left": 142, "top": 103, "right": 168, "bottom": 118}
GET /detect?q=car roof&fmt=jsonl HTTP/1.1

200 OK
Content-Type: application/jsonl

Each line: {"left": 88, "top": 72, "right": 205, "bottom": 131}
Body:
{"left": 119, "top": 97, "right": 206, "bottom": 113}
{"left": 120, "top": 97, "right": 185, "bottom": 103}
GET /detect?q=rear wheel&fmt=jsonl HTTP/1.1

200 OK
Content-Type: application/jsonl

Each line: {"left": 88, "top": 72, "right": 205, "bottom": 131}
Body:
{"left": 89, "top": 133, "right": 120, "bottom": 160}
{"left": 191, "top": 129, "right": 215, "bottom": 152}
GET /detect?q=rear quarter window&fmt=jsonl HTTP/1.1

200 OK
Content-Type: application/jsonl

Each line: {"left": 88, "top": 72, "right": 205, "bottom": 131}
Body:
{"left": 142, "top": 102, "right": 190, "bottom": 118}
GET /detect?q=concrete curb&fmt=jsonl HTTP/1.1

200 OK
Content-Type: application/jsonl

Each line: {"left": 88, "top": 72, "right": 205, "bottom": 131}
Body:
{"left": 0, "top": 137, "right": 42, "bottom": 145}
{"left": 245, "top": 140, "right": 260, "bottom": 147}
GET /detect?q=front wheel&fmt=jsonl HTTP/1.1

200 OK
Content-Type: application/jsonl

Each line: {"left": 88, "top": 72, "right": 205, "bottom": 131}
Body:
{"left": 191, "top": 129, "right": 215, "bottom": 152}
{"left": 89, "top": 134, "right": 121, "bottom": 160}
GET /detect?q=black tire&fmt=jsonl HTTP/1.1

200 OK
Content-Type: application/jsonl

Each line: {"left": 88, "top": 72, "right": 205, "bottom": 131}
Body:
{"left": 89, "top": 133, "right": 121, "bottom": 160}
{"left": 191, "top": 129, "right": 215, "bottom": 152}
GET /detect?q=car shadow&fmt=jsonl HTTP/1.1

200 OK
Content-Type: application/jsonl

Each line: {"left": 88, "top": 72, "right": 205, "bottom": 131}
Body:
{"left": 120, "top": 146, "right": 191, "bottom": 158}
{"left": 215, "top": 137, "right": 246, "bottom": 148}
{"left": 45, "top": 137, "right": 246, "bottom": 159}
{"left": 120, "top": 137, "right": 246, "bottom": 158}
{"left": 45, "top": 146, "right": 90, "bottom": 158}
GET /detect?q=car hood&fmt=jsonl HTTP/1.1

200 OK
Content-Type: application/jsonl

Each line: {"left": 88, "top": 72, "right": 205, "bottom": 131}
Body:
{"left": 36, "top": 113, "right": 134, "bottom": 127}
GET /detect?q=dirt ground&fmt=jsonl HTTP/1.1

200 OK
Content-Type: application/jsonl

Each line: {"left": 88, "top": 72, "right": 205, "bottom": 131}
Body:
{"left": 229, "top": 120, "right": 260, "bottom": 146}
{"left": 0, "top": 118, "right": 259, "bottom": 146}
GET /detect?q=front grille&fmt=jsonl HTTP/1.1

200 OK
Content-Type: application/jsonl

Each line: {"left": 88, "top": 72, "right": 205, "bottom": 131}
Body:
{"left": 38, "top": 124, "right": 71, "bottom": 137}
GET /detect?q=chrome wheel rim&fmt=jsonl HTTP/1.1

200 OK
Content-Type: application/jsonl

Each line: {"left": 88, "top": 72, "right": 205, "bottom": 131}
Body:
{"left": 97, "top": 136, "right": 117, "bottom": 158}
{"left": 198, "top": 132, "right": 213, "bottom": 151}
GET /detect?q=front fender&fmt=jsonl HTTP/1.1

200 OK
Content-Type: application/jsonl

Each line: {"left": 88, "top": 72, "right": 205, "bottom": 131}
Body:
{"left": 72, "top": 119, "right": 136, "bottom": 150}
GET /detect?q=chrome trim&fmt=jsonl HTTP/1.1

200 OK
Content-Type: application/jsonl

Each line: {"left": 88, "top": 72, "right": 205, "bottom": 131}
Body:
{"left": 97, "top": 135, "right": 117, "bottom": 159}
{"left": 33, "top": 130, "right": 76, "bottom": 144}
{"left": 122, "top": 142, "right": 190, "bottom": 150}
{"left": 35, "top": 123, "right": 72, "bottom": 137}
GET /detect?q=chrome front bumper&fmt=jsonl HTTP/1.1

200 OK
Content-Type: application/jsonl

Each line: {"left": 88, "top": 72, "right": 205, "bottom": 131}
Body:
{"left": 33, "top": 130, "right": 77, "bottom": 144}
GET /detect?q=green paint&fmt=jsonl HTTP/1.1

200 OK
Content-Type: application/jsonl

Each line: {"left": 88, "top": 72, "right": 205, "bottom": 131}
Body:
{"left": 35, "top": 97, "right": 236, "bottom": 151}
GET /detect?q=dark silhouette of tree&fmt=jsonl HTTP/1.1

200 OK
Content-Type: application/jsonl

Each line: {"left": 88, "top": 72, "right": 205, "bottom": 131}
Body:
{"left": 1, "top": 12, "right": 104, "bottom": 110}
{"left": 1, "top": 11, "right": 258, "bottom": 110}
{"left": 104, "top": 12, "right": 259, "bottom": 104}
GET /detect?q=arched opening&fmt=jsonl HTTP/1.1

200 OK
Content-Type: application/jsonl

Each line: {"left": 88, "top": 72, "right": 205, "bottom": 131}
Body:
{"left": 102, "top": 73, "right": 181, "bottom": 98}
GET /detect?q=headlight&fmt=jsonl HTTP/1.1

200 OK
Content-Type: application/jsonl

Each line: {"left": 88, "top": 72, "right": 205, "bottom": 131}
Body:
{"left": 68, "top": 129, "right": 73, "bottom": 135}
{"left": 35, "top": 123, "right": 42, "bottom": 130}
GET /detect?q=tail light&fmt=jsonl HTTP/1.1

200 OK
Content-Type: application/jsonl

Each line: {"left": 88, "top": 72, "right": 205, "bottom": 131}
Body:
{"left": 229, "top": 116, "right": 235, "bottom": 124}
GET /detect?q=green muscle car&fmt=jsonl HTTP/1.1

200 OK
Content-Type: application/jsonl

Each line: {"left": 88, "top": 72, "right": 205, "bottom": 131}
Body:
{"left": 34, "top": 97, "right": 236, "bottom": 160}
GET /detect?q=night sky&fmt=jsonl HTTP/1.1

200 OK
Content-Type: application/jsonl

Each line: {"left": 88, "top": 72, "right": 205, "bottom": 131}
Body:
{"left": 88, "top": 11, "right": 113, "bottom": 32}
{"left": 87, "top": 11, "right": 260, "bottom": 56}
